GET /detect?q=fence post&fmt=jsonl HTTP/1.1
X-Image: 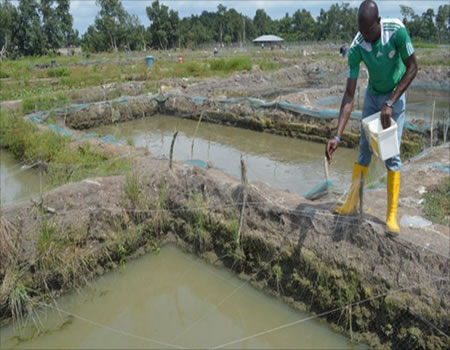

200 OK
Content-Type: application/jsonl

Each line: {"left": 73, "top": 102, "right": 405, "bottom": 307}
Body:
{"left": 191, "top": 111, "right": 204, "bottom": 160}
{"left": 237, "top": 154, "right": 248, "bottom": 245}
{"left": 169, "top": 130, "right": 178, "bottom": 171}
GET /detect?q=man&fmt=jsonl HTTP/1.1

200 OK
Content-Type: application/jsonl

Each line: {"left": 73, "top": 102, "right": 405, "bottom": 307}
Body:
{"left": 325, "top": 0, "right": 418, "bottom": 234}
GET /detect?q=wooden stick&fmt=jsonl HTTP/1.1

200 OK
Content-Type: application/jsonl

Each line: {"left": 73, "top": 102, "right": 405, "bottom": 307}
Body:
{"left": 431, "top": 100, "right": 436, "bottom": 147}
{"left": 169, "top": 130, "right": 178, "bottom": 170}
{"left": 190, "top": 111, "right": 204, "bottom": 159}
{"left": 237, "top": 154, "right": 248, "bottom": 245}
{"left": 323, "top": 156, "right": 329, "bottom": 182}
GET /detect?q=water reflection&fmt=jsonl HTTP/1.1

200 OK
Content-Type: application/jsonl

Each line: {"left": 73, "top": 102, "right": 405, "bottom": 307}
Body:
{"left": 92, "top": 116, "right": 361, "bottom": 195}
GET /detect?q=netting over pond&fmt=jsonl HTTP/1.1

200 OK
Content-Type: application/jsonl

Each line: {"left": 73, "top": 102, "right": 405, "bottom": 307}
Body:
{"left": 26, "top": 92, "right": 438, "bottom": 134}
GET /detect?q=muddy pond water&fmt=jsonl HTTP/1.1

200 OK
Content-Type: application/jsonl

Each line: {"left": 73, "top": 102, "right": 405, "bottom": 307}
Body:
{"left": 92, "top": 115, "right": 371, "bottom": 196}
{"left": 0, "top": 150, "right": 41, "bottom": 205}
{"left": 313, "top": 88, "right": 449, "bottom": 121}
{"left": 0, "top": 245, "right": 367, "bottom": 349}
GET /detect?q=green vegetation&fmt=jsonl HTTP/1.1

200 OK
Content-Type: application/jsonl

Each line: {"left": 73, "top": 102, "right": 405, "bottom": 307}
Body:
{"left": 413, "top": 41, "right": 439, "bottom": 49}
{"left": 210, "top": 57, "right": 252, "bottom": 73}
{"left": 47, "top": 67, "right": 70, "bottom": 78}
{"left": 0, "top": 112, "right": 130, "bottom": 187}
{"left": 423, "top": 177, "right": 450, "bottom": 225}
{"left": 417, "top": 56, "right": 450, "bottom": 67}
{"left": 22, "top": 93, "right": 70, "bottom": 113}
{"left": 259, "top": 60, "right": 283, "bottom": 71}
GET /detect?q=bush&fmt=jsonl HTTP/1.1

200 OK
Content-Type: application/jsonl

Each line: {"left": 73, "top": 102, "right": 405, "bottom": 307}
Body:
{"left": 22, "top": 93, "right": 70, "bottom": 113}
{"left": 209, "top": 57, "right": 252, "bottom": 72}
{"left": 0, "top": 70, "right": 10, "bottom": 79}
{"left": 47, "top": 67, "right": 70, "bottom": 78}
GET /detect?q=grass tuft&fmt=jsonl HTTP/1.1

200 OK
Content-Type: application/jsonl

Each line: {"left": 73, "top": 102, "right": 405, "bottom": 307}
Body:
{"left": 423, "top": 177, "right": 450, "bottom": 225}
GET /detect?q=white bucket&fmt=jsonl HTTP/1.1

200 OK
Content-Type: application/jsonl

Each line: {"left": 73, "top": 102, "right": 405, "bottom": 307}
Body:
{"left": 362, "top": 112, "right": 400, "bottom": 161}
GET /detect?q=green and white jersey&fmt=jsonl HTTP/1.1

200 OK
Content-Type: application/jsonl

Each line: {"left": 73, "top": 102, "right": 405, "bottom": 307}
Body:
{"left": 348, "top": 18, "right": 414, "bottom": 96}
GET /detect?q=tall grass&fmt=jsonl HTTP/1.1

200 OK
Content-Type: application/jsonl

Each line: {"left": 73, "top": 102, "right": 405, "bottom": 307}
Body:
{"left": 0, "top": 112, "right": 130, "bottom": 186}
{"left": 209, "top": 57, "right": 252, "bottom": 72}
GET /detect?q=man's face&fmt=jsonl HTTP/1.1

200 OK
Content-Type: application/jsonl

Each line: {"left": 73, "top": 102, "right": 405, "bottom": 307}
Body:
{"left": 359, "top": 17, "right": 380, "bottom": 43}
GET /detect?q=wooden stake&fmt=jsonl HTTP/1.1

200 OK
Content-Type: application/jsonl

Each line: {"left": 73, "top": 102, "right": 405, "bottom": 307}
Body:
{"left": 237, "top": 154, "right": 248, "bottom": 245}
{"left": 169, "top": 130, "right": 178, "bottom": 170}
{"left": 190, "top": 111, "right": 204, "bottom": 159}
{"left": 431, "top": 99, "right": 436, "bottom": 147}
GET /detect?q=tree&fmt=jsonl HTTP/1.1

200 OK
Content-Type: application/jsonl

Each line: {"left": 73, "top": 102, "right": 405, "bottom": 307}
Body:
{"left": 40, "top": 0, "right": 62, "bottom": 50}
{"left": 15, "top": 0, "right": 44, "bottom": 56}
{"left": 316, "top": 3, "right": 357, "bottom": 42}
{"left": 436, "top": 4, "right": 449, "bottom": 44}
{"left": 216, "top": 4, "right": 226, "bottom": 44}
{"left": 146, "top": 0, "right": 179, "bottom": 49}
{"left": 420, "top": 9, "right": 437, "bottom": 42}
{"left": 253, "top": 9, "right": 272, "bottom": 36}
{"left": 56, "top": 0, "right": 78, "bottom": 47}
{"left": 292, "top": 9, "right": 316, "bottom": 41}
{"left": 0, "top": 0, "right": 18, "bottom": 58}
{"left": 83, "top": 0, "right": 139, "bottom": 52}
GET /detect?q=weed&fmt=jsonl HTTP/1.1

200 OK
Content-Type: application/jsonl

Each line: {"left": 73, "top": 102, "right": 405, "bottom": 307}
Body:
{"left": 259, "top": 60, "right": 283, "bottom": 71}
{"left": 37, "top": 212, "right": 58, "bottom": 253}
{"left": 0, "top": 111, "right": 130, "bottom": 187}
{"left": 126, "top": 136, "right": 135, "bottom": 146}
{"left": 47, "top": 67, "right": 70, "bottom": 78}
{"left": 272, "top": 264, "right": 283, "bottom": 294}
{"left": 423, "top": 177, "right": 450, "bottom": 225}
{"left": 210, "top": 57, "right": 252, "bottom": 72}
{"left": 0, "top": 216, "right": 20, "bottom": 262}
{"left": 0, "top": 266, "right": 39, "bottom": 330}
{"left": 118, "top": 244, "right": 127, "bottom": 265}
{"left": 124, "top": 171, "right": 141, "bottom": 205}
{"left": 147, "top": 178, "right": 169, "bottom": 236}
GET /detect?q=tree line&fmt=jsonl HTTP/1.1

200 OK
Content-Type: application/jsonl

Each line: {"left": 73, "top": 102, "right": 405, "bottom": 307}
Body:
{"left": 0, "top": 0, "right": 448, "bottom": 57}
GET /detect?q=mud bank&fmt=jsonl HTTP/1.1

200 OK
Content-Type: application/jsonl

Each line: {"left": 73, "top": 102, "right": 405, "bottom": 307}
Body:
{"left": 0, "top": 146, "right": 448, "bottom": 349}
{"left": 62, "top": 91, "right": 425, "bottom": 158}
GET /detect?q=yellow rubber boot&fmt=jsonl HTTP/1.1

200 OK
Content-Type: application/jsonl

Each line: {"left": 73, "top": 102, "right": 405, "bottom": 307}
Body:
{"left": 335, "top": 163, "right": 368, "bottom": 215}
{"left": 386, "top": 170, "right": 400, "bottom": 233}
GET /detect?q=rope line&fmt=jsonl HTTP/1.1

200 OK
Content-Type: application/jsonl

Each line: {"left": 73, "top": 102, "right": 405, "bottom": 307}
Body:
{"left": 37, "top": 302, "right": 187, "bottom": 349}
{"left": 209, "top": 277, "right": 449, "bottom": 349}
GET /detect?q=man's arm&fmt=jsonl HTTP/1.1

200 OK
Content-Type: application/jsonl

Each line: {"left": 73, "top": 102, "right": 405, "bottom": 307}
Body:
{"left": 380, "top": 54, "right": 418, "bottom": 129}
{"left": 326, "top": 78, "right": 357, "bottom": 162}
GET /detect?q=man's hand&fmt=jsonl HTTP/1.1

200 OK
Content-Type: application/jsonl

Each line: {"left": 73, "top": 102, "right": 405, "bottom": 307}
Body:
{"left": 380, "top": 104, "right": 392, "bottom": 129}
{"left": 326, "top": 138, "right": 339, "bottom": 163}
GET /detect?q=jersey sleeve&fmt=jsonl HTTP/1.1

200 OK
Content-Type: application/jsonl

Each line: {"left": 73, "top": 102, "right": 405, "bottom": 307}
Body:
{"left": 394, "top": 27, "right": 414, "bottom": 60}
{"left": 347, "top": 46, "right": 361, "bottom": 79}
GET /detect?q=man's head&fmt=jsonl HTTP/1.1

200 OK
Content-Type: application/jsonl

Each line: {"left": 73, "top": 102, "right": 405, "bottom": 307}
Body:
{"left": 358, "top": 0, "right": 381, "bottom": 43}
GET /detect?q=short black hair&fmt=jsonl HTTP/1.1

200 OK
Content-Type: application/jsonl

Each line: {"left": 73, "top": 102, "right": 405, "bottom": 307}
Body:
{"left": 358, "top": 0, "right": 379, "bottom": 24}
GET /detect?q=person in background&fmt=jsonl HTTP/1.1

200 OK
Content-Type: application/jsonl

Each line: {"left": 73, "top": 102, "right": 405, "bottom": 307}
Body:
{"left": 325, "top": 0, "right": 418, "bottom": 235}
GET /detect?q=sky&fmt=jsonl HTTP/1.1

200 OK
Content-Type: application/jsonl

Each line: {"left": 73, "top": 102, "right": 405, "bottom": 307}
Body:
{"left": 69, "top": 0, "right": 449, "bottom": 35}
